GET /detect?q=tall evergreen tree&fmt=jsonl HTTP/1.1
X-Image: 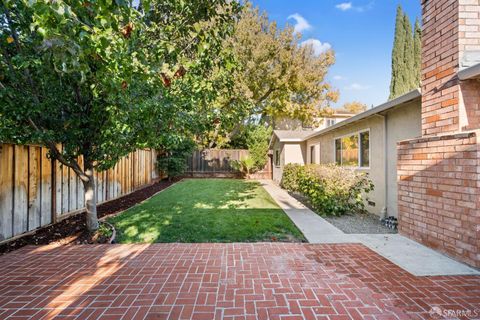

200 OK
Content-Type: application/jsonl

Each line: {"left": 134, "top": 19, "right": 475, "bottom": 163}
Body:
{"left": 389, "top": 6, "right": 421, "bottom": 99}
{"left": 413, "top": 19, "right": 422, "bottom": 87}
{"left": 403, "top": 14, "right": 414, "bottom": 90}
{"left": 389, "top": 6, "right": 406, "bottom": 99}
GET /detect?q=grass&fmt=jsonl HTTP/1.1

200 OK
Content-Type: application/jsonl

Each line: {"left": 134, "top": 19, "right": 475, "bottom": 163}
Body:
{"left": 108, "top": 179, "right": 305, "bottom": 243}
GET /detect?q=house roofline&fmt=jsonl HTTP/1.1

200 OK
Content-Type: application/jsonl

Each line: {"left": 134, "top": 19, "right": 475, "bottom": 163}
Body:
{"left": 303, "top": 88, "right": 421, "bottom": 141}
{"left": 458, "top": 62, "right": 480, "bottom": 80}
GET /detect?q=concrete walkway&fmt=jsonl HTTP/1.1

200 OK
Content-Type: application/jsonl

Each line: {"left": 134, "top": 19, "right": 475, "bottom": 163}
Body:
{"left": 260, "top": 180, "right": 479, "bottom": 276}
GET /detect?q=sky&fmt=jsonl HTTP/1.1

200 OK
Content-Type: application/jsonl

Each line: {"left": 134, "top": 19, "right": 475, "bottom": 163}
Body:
{"left": 250, "top": 0, "right": 421, "bottom": 109}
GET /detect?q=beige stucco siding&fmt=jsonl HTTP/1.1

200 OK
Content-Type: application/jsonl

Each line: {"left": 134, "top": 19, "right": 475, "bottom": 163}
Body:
{"left": 271, "top": 98, "right": 421, "bottom": 217}
{"left": 385, "top": 101, "right": 422, "bottom": 217}
{"left": 306, "top": 117, "right": 386, "bottom": 215}
{"left": 272, "top": 140, "right": 307, "bottom": 183}
{"left": 284, "top": 143, "right": 306, "bottom": 165}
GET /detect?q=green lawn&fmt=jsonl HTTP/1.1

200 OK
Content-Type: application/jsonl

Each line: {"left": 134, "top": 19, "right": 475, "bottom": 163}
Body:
{"left": 108, "top": 179, "right": 305, "bottom": 243}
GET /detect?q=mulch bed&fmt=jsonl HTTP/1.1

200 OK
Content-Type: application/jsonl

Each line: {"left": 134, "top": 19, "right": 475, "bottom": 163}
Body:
{"left": 0, "top": 179, "right": 177, "bottom": 255}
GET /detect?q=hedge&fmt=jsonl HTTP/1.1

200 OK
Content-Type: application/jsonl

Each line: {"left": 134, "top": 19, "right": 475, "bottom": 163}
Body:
{"left": 281, "top": 163, "right": 374, "bottom": 216}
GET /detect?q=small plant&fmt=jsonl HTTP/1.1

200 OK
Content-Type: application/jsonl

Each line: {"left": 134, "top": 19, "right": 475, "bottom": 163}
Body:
{"left": 281, "top": 164, "right": 374, "bottom": 216}
{"left": 231, "top": 156, "right": 256, "bottom": 175}
{"left": 98, "top": 222, "right": 113, "bottom": 238}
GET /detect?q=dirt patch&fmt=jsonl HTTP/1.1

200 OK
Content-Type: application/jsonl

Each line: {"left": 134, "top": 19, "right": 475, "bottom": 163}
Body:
{"left": 0, "top": 179, "right": 176, "bottom": 255}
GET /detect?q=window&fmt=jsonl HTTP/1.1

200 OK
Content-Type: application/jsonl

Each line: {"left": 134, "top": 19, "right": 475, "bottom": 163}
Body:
{"left": 275, "top": 150, "right": 280, "bottom": 166}
{"left": 326, "top": 118, "right": 336, "bottom": 127}
{"left": 360, "top": 131, "right": 370, "bottom": 167}
{"left": 334, "top": 130, "right": 370, "bottom": 168}
{"left": 310, "top": 145, "right": 315, "bottom": 164}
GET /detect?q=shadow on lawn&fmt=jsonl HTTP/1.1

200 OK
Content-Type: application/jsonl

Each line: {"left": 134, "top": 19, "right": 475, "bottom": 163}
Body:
{"left": 107, "top": 179, "right": 305, "bottom": 243}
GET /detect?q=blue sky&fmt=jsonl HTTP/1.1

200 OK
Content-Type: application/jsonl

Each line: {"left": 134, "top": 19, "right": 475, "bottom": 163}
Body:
{"left": 250, "top": 0, "right": 421, "bottom": 109}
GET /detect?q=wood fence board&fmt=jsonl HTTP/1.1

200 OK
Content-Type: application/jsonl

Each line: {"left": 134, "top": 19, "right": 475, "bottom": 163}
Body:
{"left": 61, "top": 162, "right": 68, "bottom": 215}
{"left": 40, "top": 148, "right": 52, "bottom": 226}
{"left": 68, "top": 167, "right": 75, "bottom": 212}
{"left": 13, "top": 145, "right": 28, "bottom": 236}
{"left": 55, "top": 147, "right": 62, "bottom": 216}
{"left": 28, "top": 146, "right": 42, "bottom": 231}
{"left": 0, "top": 144, "right": 14, "bottom": 241}
{"left": 77, "top": 156, "right": 84, "bottom": 210}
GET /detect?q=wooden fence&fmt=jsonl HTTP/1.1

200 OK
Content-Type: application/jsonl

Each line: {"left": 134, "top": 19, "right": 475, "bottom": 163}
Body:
{"left": 0, "top": 144, "right": 158, "bottom": 242}
{"left": 186, "top": 149, "right": 248, "bottom": 173}
{"left": 185, "top": 149, "right": 272, "bottom": 178}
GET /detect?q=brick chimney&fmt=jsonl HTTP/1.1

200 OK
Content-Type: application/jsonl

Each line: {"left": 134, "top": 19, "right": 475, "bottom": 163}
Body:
{"left": 397, "top": 0, "right": 480, "bottom": 268}
{"left": 422, "top": 0, "right": 480, "bottom": 134}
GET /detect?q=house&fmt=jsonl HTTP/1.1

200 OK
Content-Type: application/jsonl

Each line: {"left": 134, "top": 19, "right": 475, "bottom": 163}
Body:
{"left": 271, "top": 0, "right": 480, "bottom": 268}
{"left": 270, "top": 89, "right": 422, "bottom": 217}
{"left": 274, "top": 110, "right": 355, "bottom": 131}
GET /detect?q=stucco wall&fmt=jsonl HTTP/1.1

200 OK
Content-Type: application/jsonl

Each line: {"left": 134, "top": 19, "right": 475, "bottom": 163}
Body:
{"left": 385, "top": 101, "right": 422, "bottom": 216}
{"left": 303, "top": 101, "right": 421, "bottom": 217}
{"left": 272, "top": 140, "right": 307, "bottom": 184}
{"left": 284, "top": 143, "right": 306, "bottom": 165}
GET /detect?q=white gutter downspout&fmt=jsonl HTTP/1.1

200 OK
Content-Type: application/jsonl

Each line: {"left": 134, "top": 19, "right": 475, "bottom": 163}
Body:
{"left": 374, "top": 113, "right": 388, "bottom": 219}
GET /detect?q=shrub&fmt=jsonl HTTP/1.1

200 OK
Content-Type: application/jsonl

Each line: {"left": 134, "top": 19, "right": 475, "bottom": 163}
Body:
{"left": 157, "top": 139, "right": 196, "bottom": 179}
{"left": 281, "top": 164, "right": 374, "bottom": 216}
{"left": 246, "top": 125, "right": 273, "bottom": 170}
{"left": 280, "top": 163, "right": 304, "bottom": 192}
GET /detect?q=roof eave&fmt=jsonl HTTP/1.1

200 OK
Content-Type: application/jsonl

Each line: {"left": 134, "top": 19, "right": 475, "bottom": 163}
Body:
{"left": 303, "top": 88, "right": 422, "bottom": 141}
{"left": 458, "top": 63, "right": 480, "bottom": 80}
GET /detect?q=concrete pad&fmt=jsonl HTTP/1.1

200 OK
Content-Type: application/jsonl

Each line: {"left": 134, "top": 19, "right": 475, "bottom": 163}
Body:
{"left": 260, "top": 180, "right": 480, "bottom": 276}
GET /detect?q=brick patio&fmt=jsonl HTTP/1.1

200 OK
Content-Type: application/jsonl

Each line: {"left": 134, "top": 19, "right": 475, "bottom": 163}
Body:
{"left": 0, "top": 243, "right": 479, "bottom": 320}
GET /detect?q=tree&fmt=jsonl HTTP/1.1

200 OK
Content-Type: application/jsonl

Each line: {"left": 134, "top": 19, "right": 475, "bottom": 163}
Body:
{"left": 0, "top": 0, "right": 238, "bottom": 231}
{"left": 389, "top": 5, "right": 407, "bottom": 99}
{"left": 246, "top": 125, "right": 273, "bottom": 170}
{"left": 205, "top": 3, "right": 338, "bottom": 147}
{"left": 413, "top": 19, "right": 422, "bottom": 87}
{"left": 389, "top": 5, "right": 421, "bottom": 99}
{"left": 403, "top": 14, "right": 414, "bottom": 90}
{"left": 341, "top": 101, "right": 367, "bottom": 114}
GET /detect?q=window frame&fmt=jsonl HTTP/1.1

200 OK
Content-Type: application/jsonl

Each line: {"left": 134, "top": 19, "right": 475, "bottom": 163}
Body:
{"left": 333, "top": 129, "right": 370, "bottom": 169}
{"left": 310, "top": 145, "right": 315, "bottom": 164}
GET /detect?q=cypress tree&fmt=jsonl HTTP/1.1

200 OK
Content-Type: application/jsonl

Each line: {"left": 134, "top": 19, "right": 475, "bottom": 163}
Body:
{"left": 403, "top": 14, "right": 414, "bottom": 91}
{"left": 389, "top": 5, "right": 406, "bottom": 99}
{"left": 413, "top": 19, "right": 422, "bottom": 87}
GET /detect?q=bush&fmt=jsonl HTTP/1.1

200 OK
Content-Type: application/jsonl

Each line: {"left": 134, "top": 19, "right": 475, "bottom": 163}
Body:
{"left": 157, "top": 139, "right": 196, "bottom": 179}
{"left": 230, "top": 156, "right": 256, "bottom": 175}
{"left": 281, "top": 164, "right": 374, "bottom": 216}
{"left": 246, "top": 125, "right": 272, "bottom": 170}
{"left": 280, "top": 163, "right": 304, "bottom": 192}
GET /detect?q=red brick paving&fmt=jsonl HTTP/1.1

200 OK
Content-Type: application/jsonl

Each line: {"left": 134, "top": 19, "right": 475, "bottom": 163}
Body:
{"left": 0, "top": 243, "right": 479, "bottom": 320}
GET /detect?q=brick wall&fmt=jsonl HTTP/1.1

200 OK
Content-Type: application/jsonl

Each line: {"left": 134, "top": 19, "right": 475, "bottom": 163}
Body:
{"left": 461, "top": 80, "right": 480, "bottom": 131}
{"left": 398, "top": 133, "right": 480, "bottom": 268}
{"left": 459, "top": 0, "right": 480, "bottom": 131}
{"left": 398, "top": 0, "right": 480, "bottom": 268}
{"left": 421, "top": 0, "right": 460, "bottom": 136}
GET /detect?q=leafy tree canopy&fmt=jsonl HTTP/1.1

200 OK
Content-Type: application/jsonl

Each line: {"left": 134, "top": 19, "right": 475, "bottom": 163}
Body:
{"left": 204, "top": 2, "right": 338, "bottom": 148}
{"left": 0, "top": 0, "right": 239, "bottom": 230}
{"left": 339, "top": 101, "right": 367, "bottom": 114}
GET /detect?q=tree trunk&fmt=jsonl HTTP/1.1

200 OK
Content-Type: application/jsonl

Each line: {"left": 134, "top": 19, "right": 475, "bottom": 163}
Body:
{"left": 83, "top": 162, "right": 99, "bottom": 231}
